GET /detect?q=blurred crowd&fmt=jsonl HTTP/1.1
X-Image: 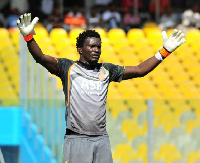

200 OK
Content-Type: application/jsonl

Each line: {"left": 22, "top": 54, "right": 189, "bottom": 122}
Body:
{"left": 0, "top": 0, "right": 200, "bottom": 33}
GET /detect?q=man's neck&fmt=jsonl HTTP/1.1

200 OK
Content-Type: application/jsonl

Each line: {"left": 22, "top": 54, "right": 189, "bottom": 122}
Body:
{"left": 77, "top": 60, "right": 100, "bottom": 70}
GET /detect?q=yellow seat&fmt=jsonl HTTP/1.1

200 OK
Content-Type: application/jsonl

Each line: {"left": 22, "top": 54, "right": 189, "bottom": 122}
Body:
{"left": 143, "top": 22, "right": 158, "bottom": 28}
{"left": 54, "top": 38, "right": 72, "bottom": 53}
{"left": 186, "top": 28, "right": 200, "bottom": 41}
{"left": 154, "top": 143, "right": 182, "bottom": 162}
{"left": 113, "top": 37, "right": 129, "bottom": 53}
{"left": 50, "top": 28, "right": 68, "bottom": 44}
{"left": 128, "top": 100, "right": 148, "bottom": 118}
{"left": 92, "top": 28, "right": 107, "bottom": 38}
{"left": 120, "top": 53, "right": 140, "bottom": 66}
{"left": 136, "top": 45, "right": 155, "bottom": 61}
{"left": 161, "top": 87, "right": 183, "bottom": 99}
{"left": 187, "top": 151, "right": 200, "bottom": 163}
{"left": 164, "top": 62, "right": 184, "bottom": 75}
{"left": 186, "top": 119, "right": 200, "bottom": 134}
{"left": 127, "top": 28, "right": 145, "bottom": 45}
{"left": 150, "top": 38, "right": 163, "bottom": 51}
{"left": 59, "top": 51, "right": 79, "bottom": 61}
{"left": 107, "top": 90, "right": 122, "bottom": 100}
{"left": 137, "top": 143, "right": 148, "bottom": 163}
{"left": 112, "top": 143, "right": 134, "bottom": 160}
{"left": 146, "top": 29, "right": 162, "bottom": 42}
{"left": 174, "top": 45, "right": 193, "bottom": 59}
{"left": 107, "top": 100, "right": 128, "bottom": 119}
{"left": 101, "top": 37, "right": 110, "bottom": 47}
{"left": 40, "top": 45, "right": 57, "bottom": 57}
{"left": 69, "top": 28, "right": 85, "bottom": 45}
{"left": 143, "top": 26, "right": 160, "bottom": 36}
{"left": 36, "top": 37, "right": 52, "bottom": 46}
{"left": 122, "top": 119, "right": 147, "bottom": 141}
{"left": 107, "top": 28, "right": 126, "bottom": 45}
{"left": 171, "top": 71, "right": 190, "bottom": 84}
{"left": 0, "top": 28, "right": 9, "bottom": 38}
{"left": 101, "top": 45, "right": 115, "bottom": 55}
{"left": 34, "top": 27, "right": 49, "bottom": 40}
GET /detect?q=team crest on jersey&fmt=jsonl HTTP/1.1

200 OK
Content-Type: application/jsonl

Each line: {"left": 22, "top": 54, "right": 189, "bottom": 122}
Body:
{"left": 98, "top": 71, "right": 105, "bottom": 81}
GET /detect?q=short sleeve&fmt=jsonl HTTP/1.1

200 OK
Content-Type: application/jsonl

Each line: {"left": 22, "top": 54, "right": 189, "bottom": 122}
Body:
{"left": 54, "top": 58, "right": 75, "bottom": 78}
{"left": 102, "top": 63, "right": 125, "bottom": 82}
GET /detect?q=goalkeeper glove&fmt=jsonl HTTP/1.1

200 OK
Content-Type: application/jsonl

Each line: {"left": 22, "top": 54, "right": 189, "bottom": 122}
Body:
{"left": 16, "top": 13, "right": 39, "bottom": 41}
{"left": 160, "top": 29, "right": 186, "bottom": 58}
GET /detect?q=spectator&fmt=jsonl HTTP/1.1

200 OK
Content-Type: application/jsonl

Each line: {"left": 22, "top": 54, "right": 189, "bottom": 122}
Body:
{"left": 102, "top": 3, "right": 121, "bottom": 31}
{"left": 6, "top": 8, "right": 20, "bottom": 28}
{"left": 86, "top": 6, "right": 102, "bottom": 29}
{"left": 123, "top": 6, "right": 142, "bottom": 32}
{"left": 121, "top": 0, "right": 143, "bottom": 12}
{"left": 94, "top": 0, "right": 112, "bottom": 13}
{"left": 0, "top": 12, "right": 6, "bottom": 27}
{"left": 64, "top": 4, "right": 87, "bottom": 30}
{"left": 179, "top": 3, "right": 200, "bottom": 31}
{"left": 39, "top": 0, "right": 54, "bottom": 25}
{"left": 158, "top": 6, "right": 178, "bottom": 31}
{"left": 149, "top": 0, "right": 171, "bottom": 19}
{"left": 46, "top": 6, "right": 69, "bottom": 33}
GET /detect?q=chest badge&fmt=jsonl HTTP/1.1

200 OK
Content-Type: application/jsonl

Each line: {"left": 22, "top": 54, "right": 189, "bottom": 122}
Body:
{"left": 98, "top": 71, "right": 105, "bottom": 81}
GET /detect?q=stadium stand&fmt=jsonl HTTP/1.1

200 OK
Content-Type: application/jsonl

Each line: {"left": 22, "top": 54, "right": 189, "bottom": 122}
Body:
{"left": 1, "top": 25, "right": 200, "bottom": 163}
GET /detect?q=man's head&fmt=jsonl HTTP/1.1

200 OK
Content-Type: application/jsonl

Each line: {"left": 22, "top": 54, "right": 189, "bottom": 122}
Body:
{"left": 76, "top": 30, "right": 102, "bottom": 65}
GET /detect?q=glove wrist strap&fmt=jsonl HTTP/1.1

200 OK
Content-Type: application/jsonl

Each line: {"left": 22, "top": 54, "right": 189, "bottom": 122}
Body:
{"left": 159, "top": 47, "right": 171, "bottom": 58}
{"left": 23, "top": 33, "right": 33, "bottom": 42}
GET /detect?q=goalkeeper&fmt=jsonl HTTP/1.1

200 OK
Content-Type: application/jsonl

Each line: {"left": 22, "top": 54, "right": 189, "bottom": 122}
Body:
{"left": 17, "top": 13, "right": 185, "bottom": 163}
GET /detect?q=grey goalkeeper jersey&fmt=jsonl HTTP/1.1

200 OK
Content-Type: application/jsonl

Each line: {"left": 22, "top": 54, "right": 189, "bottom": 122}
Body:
{"left": 53, "top": 58, "right": 125, "bottom": 135}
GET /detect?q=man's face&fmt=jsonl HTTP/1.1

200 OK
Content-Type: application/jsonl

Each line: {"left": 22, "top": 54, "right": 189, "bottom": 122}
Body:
{"left": 79, "top": 37, "right": 101, "bottom": 65}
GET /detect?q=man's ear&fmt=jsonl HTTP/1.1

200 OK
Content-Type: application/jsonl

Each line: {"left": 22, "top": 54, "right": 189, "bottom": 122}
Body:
{"left": 78, "top": 47, "right": 82, "bottom": 55}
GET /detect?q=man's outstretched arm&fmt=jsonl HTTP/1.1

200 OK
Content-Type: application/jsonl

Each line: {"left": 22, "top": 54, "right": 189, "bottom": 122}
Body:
{"left": 122, "top": 29, "right": 186, "bottom": 80}
{"left": 17, "top": 13, "right": 57, "bottom": 73}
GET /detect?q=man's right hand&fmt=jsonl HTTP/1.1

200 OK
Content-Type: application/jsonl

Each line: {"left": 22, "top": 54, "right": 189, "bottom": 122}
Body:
{"left": 16, "top": 13, "right": 39, "bottom": 36}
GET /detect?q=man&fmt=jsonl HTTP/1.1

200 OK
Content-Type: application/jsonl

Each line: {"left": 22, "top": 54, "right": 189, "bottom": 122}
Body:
{"left": 16, "top": 13, "right": 185, "bottom": 163}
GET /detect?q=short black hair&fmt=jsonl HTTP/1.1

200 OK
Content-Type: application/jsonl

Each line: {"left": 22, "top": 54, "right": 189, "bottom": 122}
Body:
{"left": 76, "top": 30, "right": 101, "bottom": 49}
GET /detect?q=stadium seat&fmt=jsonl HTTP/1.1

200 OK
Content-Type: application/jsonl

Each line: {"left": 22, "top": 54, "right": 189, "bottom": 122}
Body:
{"left": 161, "top": 87, "right": 184, "bottom": 99}
{"left": 185, "top": 119, "right": 200, "bottom": 134}
{"left": 127, "top": 28, "right": 145, "bottom": 45}
{"left": 101, "top": 37, "right": 110, "bottom": 47}
{"left": 186, "top": 29, "right": 200, "bottom": 41}
{"left": 40, "top": 45, "right": 57, "bottom": 57}
{"left": 136, "top": 45, "right": 155, "bottom": 61}
{"left": 132, "top": 37, "right": 150, "bottom": 52}
{"left": 154, "top": 143, "right": 182, "bottom": 162}
{"left": 69, "top": 28, "right": 84, "bottom": 45}
{"left": 187, "top": 151, "right": 200, "bottom": 163}
{"left": 107, "top": 28, "right": 126, "bottom": 45}
{"left": 101, "top": 45, "right": 115, "bottom": 55}
{"left": 92, "top": 28, "right": 107, "bottom": 38}
{"left": 0, "top": 28, "right": 9, "bottom": 38}
{"left": 107, "top": 100, "right": 129, "bottom": 119}
{"left": 128, "top": 100, "right": 148, "bottom": 119}
{"left": 165, "top": 62, "right": 184, "bottom": 75}
{"left": 34, "top": 27, "right": 49, "bottom": 40}
{"left": 113, "top": 37, "right": 129, "bottom": 54}
{"left": 54, "top": 38, "right": 72, "bottom": 53}
{"left": 143, "top": 22, "right": 158, "bottom": 28}
{"left": 146, "top": 28, "right": 162, "bottom": 42}
{"left": 137, "top": 143, "right": 148, "bottom": 163}
{"left": 171, "top": 71, "right": 190, "bottom": 84}
{"left": 59, "top": 51, "right": 79, "bottom": 61}
{"left": 50, "top": 28, "right": 68, "bottom": 44}
{"left": 121, "top": 119, "right": 147, "bottom": 141}
{"left": 112, "top": 143, "right": 135, "bottom": 160}
{"left": 120, "top": 53, "right": 140, "bottom": 66}
{"left": 174, "top": 45, "right": 193, "bottom": 60}
{"left": 0, "top": 38, "right": 14, "bottom": 52}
